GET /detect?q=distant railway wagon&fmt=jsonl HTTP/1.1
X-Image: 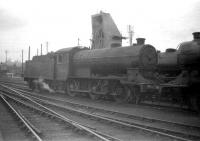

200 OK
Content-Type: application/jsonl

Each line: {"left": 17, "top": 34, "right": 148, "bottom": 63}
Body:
{"left": 0, "top": 63, "right": 8, "bottom": 76}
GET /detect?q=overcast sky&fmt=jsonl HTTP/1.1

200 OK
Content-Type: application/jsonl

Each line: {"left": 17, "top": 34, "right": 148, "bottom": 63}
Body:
{"left": 0, "top": 0, "right": 199, "bottom": 62}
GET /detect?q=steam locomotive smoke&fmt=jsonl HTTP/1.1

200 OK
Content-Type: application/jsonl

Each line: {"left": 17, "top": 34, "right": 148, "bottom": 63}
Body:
{"left": 34, "top": 78, "right": 54, "bottom": 93}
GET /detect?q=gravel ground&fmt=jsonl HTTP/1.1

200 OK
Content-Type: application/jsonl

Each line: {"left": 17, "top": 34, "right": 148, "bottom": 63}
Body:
{"left": 0, "top": 99, "right": 29, "bottom": 141}
{"left": 32, "top": 91, "right": 200, "bottom": 127}
{"left": 9, "top": 100, "right": 95, "bottom": 141}
{"left": 42, "top": 101, "right": 173, "bottom": 141}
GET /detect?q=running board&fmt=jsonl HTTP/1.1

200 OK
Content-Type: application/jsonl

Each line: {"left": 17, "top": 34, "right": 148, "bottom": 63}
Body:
{"left": 70, "top": 89, "right": 106, "bottom": 95}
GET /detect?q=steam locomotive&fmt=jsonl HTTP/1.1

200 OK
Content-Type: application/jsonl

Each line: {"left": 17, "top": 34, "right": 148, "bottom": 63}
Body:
{"left": 24, "top": 38, "right": 159, "bottom": 102}
{"left": 24, "top": 12, "right": 200, "bottom": 111}
{"left": 157, "top": 32, "right": 200, "bottom": 111}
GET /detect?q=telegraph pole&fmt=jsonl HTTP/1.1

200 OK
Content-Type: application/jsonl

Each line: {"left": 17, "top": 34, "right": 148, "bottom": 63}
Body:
{"left": 78, "top": 38, "right": 80, "bottom": 46}
{"left": 41, "top": 44, "right": 43, "bottom": 55}
{"left": 28, "top": 46, "right": 30, "bottom": 60}
{"left": 37, "top": 48, "right": 39, "bottom": 56}
{"left": 128, "top": 25, "right": 134, "bottom": 46}
{"left": 46, "top": 42, "right": 48, "bottom": 54}
{"left": 5, "top": 50, "right": 8, "bottom": 64}
{"left": 22, "top": 50, "right": 24, "bottom": 76}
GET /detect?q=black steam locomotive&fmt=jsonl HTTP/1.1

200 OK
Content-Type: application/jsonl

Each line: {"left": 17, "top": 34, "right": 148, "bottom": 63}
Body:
{"left": 157, "top": 32, "right": 200, "bottom": 111}
{"left": 24, "top": 12, "right": 200, "bottom": 111}
{"left": 24, "top": 38, "right": 159, "bottom": 103}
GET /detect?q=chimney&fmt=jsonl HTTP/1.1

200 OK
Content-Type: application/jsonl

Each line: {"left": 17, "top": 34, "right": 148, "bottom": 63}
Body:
{"left": 192, "top": 32, "right": 200, "bottom": 40}
{"left": 136, "top": 38, "right": 145, "bottom": 45}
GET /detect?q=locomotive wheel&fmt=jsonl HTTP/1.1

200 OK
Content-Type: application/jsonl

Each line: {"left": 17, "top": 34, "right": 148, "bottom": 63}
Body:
{"left": 67, "top": 80, "right": 78, "bottom": 97}
{"left": 112, "top": 84, "right": 129, "bottom": 103}
{"left": 89, "top": 82, "right": 100, "bottom": 100}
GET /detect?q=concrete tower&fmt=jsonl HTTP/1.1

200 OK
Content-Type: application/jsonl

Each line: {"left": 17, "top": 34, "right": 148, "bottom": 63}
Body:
{"left": 91, "top": 11, "right": 122, "bottom": 49}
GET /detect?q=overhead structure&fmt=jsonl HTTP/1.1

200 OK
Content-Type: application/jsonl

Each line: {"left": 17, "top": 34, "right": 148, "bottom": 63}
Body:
{"left": 91, "top": 11, "right": 123, "bottom": 49}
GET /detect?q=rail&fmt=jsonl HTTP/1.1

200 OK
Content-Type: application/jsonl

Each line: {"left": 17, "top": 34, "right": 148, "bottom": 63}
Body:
{"left": 0, "top": 84, "right": 120, "bottom": 141}
{"left": 0, "top": 95, "right": 43, "bottom": 141}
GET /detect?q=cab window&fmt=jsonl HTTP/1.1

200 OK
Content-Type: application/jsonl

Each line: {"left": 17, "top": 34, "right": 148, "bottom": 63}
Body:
{"left": 57, "top": 54, "right": 63, "bottom": 64}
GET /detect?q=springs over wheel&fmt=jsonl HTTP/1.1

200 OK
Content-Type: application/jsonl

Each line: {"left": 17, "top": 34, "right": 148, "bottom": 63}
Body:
{"left": 89, "top": 84, "right": 100, "bottom": 100}
{"left": 89, "top": 80, "right": 105, "bottom": 100}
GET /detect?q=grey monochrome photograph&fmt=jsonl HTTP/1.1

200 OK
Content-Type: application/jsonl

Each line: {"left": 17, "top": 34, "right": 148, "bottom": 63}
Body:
{"left": 0, "top": 0, "right": 200, "bottom": 141}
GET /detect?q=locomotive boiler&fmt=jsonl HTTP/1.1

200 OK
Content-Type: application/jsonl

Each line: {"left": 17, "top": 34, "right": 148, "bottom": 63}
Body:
{"left": 157, "top": 49, "right": 178, "bottom": 70}
{"left": 73, "top": 38, "right": 157, "bottom": 76}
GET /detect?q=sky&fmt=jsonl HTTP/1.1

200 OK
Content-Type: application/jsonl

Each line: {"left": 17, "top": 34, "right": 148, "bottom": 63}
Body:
{"left": 0, "top": 0, "right": 199, "bottom": 62}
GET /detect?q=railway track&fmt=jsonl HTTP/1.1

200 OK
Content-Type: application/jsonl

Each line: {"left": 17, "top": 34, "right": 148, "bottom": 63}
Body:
{"left": 1, "top": 83, "right": 199, "bottom": 141}
{"left": 1, "top": 95, "right": 102, "bottom": 141}
{"left": 0, "top": 84, "right": 127, "bottom": 141}
{"left": 0, "top": 96, "right": 42, "bottom": 141}
{"left": 0, "top": 81, "right": 29, "bottom": 91}
{"left": 16, "top": 88, "right": 200, "bottom": 141}
{"left": 0, "top": 77, "right": 26, "bottom": 85}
